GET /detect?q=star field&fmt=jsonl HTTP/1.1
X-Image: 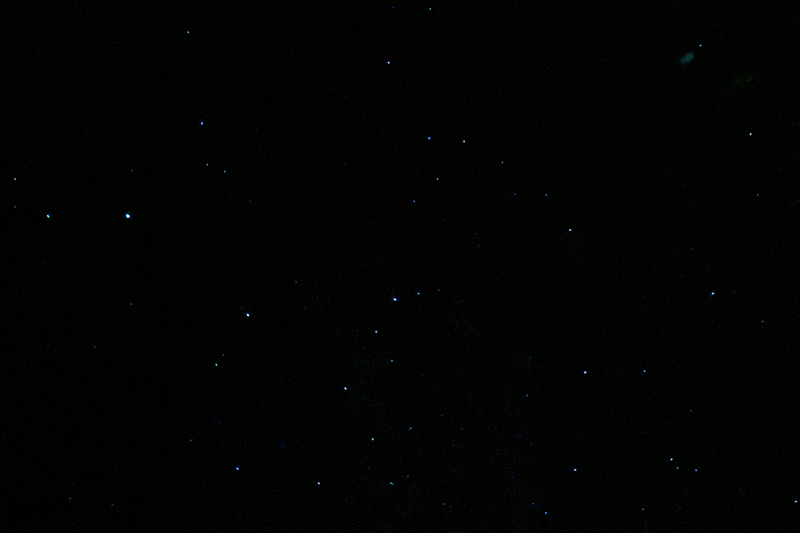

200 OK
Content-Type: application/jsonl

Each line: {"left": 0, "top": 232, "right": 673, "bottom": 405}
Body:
{"left": 7, "top": 2, "right": 799, "bottom": 531}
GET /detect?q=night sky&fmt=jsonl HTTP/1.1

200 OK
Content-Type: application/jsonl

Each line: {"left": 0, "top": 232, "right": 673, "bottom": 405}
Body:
{"left": 7, "top": 3, "right": 799, "bottom": 531}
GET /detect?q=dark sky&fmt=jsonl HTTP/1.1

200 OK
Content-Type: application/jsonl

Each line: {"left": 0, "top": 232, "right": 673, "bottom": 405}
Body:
{"left": 7, "top": 2, "right": 799, "bottom": 531}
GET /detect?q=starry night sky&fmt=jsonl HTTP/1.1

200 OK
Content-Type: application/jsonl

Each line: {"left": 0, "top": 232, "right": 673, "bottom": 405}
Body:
{"left": 7, "top": 2, "right": 799, "bottom": 531}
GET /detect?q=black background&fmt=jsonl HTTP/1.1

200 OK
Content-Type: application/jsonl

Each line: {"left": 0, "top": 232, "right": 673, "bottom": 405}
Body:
{"left": 6, "top": 2, "right": 799, "bottom": 531}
